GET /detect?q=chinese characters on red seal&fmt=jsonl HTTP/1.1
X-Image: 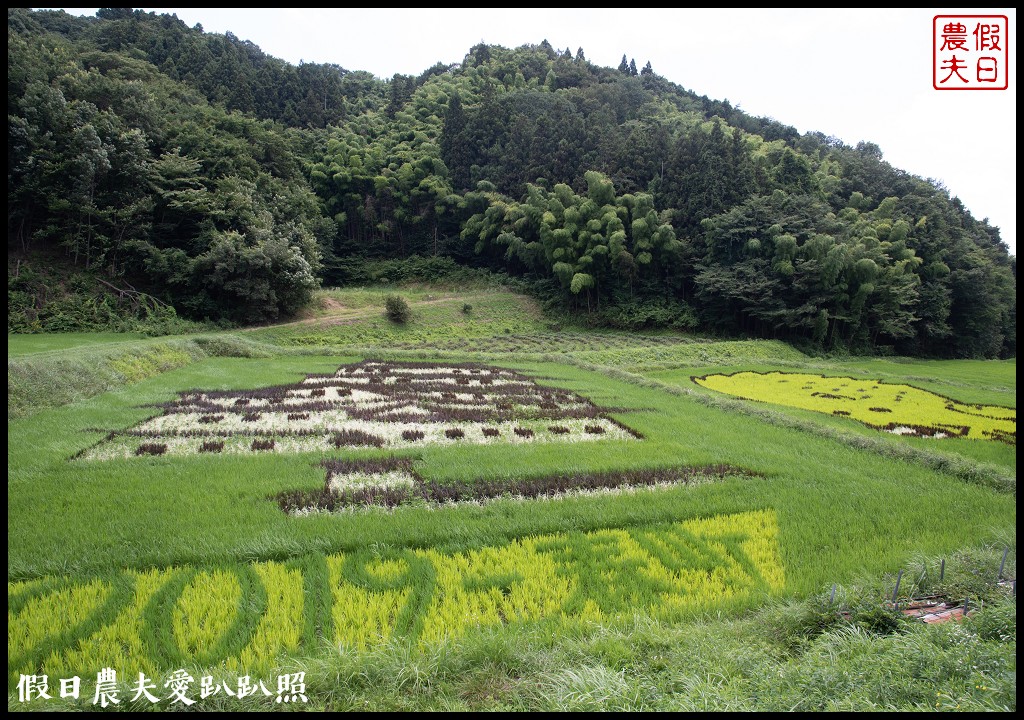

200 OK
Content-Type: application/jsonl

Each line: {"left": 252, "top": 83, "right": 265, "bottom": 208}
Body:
{"left": 934, "top": 15, "right": 1008, "bottom": 90}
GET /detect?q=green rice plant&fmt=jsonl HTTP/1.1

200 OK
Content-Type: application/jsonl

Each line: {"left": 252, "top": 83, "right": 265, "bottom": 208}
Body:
{"left": 160, "top": 564, "right": 268, "bottom": 670}
{"left": 7, "top": 332, "right": 150, "bottom": 356}
{"left": 6, "top": 338, "right": 1016, "bottom": 709}
{"left": 293, "top": 554, "right": 333, "bottom": 659}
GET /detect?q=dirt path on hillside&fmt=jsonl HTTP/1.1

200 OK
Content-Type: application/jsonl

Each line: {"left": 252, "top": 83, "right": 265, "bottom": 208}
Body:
{"left": 239, "top": 293, "right": 477, "bottom": 333}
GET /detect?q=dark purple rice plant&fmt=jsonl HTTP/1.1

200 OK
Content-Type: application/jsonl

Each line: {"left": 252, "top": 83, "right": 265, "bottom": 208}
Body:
{"left": 332, "top": 430, "right": 385, "bottom": 448}
{"left": 135, "top": 443, "right": 168, "bottom": 456}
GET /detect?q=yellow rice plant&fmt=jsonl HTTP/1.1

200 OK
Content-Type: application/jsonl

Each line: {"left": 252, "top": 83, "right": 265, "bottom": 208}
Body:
{"left": 172, "top": 568, "right": 242, "bottom": 661}
{"left": 228, "top": 561, "right": 303, "bottom": 673}
{"left": 8, "top": 511, "right": 784, "bottom": 674}
{"left": 8, "top": 578, "right": 111, "bottom": 678}
{"left": 417, "top": 538, "right": 573, "bottom": 645}
{"left": 327, "top": 554, "right": 411, "bottom": 651}
{"left": 42, "top": 568, "right": 175, "bottom": 680}
{"left": 695, "top": 372, "right": 1016, "bottom": 441}
{"left": 653, "top": 509, "right": 785, "bottom": 615}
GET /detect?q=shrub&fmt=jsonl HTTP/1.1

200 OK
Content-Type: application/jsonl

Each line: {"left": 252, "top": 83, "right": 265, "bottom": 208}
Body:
{"left": 589, "top": 297, "right": 698, "bottom": 331}
{"left": 384, "top": 295, "right": 411, "bottom": 324}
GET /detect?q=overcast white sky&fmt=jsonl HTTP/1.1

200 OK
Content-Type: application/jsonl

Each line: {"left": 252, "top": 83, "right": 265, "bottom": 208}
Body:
{"left": 43, "top": 8, "right": 1017, "bottom": 254}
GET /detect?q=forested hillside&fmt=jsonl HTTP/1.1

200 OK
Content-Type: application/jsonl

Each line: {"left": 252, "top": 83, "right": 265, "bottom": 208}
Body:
{"left": 7, "top": 8, "right": 1015, "bottom": 357}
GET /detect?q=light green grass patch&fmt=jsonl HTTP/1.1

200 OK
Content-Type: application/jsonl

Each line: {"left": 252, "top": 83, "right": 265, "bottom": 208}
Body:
{"left": 6, "top": 332, "right": 150, "bottom": 357}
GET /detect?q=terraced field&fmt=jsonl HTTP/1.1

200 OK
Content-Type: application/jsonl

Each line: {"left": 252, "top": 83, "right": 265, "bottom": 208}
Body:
{"left": 7, "top": 286, "right": 1016, "bottom": 711}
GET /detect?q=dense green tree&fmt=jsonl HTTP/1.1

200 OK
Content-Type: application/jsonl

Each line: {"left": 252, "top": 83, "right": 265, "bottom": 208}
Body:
{"left": 8, "top": 16, "right": 324, "bottom": 322}
{"left": 8, "top": 11, "right": 1014, "bottom": 355}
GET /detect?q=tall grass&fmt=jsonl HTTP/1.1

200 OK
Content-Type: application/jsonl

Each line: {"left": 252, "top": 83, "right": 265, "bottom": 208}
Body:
{"left": 24, "top": 583, "right": 1009, "bottom": 711}
{"left": 7, "top": 334, "right": 281, "bottom": 419}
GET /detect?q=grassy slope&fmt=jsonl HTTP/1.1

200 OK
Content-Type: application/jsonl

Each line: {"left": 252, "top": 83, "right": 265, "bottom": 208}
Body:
{"left": 7, "top": 286, "right": 1017, "bottom": 711}
{"left": 7, "top": 332, "right": 149, "bottom": 356}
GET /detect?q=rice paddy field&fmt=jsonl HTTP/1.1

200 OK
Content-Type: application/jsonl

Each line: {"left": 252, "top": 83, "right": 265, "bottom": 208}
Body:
{"left": 7, "top": 286, "right": 1016, "bottom": 711}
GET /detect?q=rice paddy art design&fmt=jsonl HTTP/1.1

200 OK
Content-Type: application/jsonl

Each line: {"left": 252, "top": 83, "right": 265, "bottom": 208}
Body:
{"left": 80, "top": 361, "right": 640, "bottom": 460}
{"left": 275, "top": 459, "right": 757, "bottom": 512}
{"left": 8, "top": 510, "right": 784, "bottom": 681}
{"left": 693, "top": 371, "right": 1016, "bottom": 444}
